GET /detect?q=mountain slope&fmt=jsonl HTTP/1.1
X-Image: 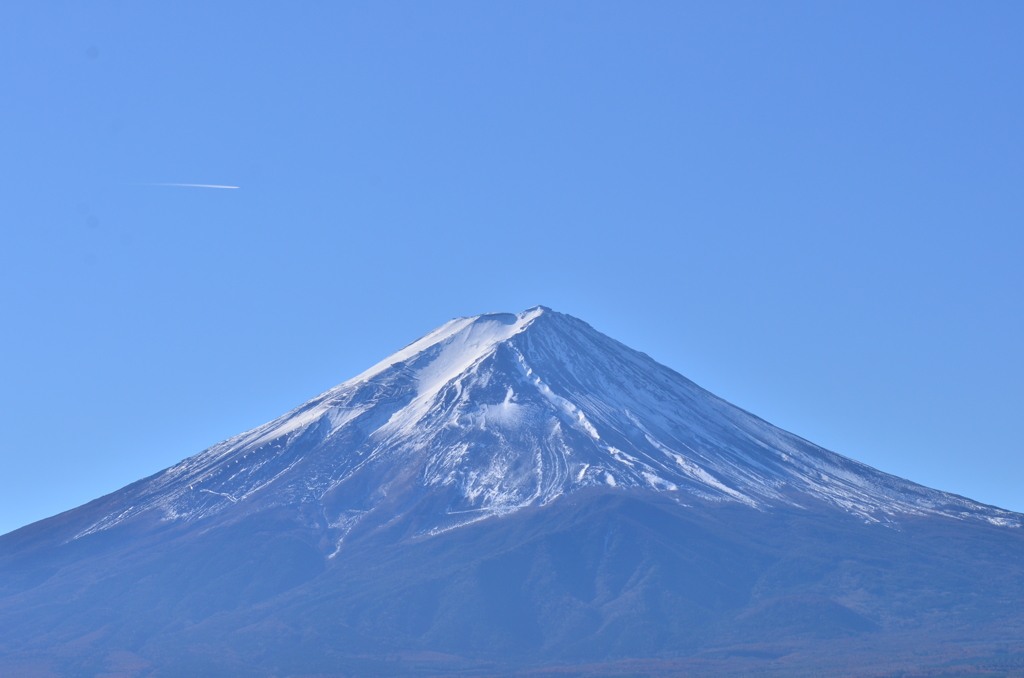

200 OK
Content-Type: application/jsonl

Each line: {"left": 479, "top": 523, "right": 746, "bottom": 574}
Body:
{"left": 1, "top": 307, "right": 1022, "bottom": 678}
{"left": 64, "top": 307, "right": 1020, "bottom": 543}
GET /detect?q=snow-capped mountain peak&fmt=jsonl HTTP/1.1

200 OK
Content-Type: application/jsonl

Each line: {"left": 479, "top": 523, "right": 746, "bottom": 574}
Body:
{"left": 73, "top": 307, "right": 1020, "bottom": 541}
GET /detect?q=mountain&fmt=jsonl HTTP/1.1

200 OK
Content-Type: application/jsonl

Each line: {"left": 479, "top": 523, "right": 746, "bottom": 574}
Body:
{"left": 1, "top": 307, "right": 1022, "bottom": 678}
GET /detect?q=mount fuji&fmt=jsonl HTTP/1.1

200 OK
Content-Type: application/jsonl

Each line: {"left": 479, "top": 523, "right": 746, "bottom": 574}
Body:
{"left": 1, "top": 307, "right": 1022, "bottom": 678}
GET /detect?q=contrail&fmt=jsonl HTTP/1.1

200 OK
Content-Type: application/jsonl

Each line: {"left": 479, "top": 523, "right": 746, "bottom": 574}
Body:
{"left": 140, "top": 183, "right": 240, "bottom": 189}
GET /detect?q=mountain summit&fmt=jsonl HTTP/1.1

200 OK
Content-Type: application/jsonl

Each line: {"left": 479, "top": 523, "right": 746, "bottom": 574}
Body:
{"left": 2, "top": 308, "right": 1022, "bottom": 678}
{"left": 72, "top": 306, "right": 1017, "bottom": 544}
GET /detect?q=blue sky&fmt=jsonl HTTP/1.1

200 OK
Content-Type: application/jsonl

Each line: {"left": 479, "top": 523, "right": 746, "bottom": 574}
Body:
{"left": 1, "top": 2, "right": 1021, "bottom": 535}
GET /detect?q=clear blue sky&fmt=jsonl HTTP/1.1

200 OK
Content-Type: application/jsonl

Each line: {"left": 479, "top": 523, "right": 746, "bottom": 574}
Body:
{"left": 1, "top": 2, "right": 1021, "bottom": 536}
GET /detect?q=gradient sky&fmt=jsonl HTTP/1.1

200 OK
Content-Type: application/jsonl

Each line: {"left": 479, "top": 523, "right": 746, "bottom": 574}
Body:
{"left": 1, "top": 2, "right": 1022, "bottom": 536}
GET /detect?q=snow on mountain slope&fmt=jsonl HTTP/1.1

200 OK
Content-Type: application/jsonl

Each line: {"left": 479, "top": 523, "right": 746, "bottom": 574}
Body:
{"left": 73, "top": 306, "right": 1020, "bottom": 542}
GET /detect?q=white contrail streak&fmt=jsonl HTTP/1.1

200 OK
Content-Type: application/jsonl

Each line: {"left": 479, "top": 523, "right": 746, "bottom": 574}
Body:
{"left": 141, "top": 183, "right": 240, "bottom": 189}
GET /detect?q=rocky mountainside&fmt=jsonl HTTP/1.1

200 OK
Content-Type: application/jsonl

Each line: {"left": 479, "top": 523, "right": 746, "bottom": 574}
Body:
{"left": 1, "top": 307, "right": 1022, "bottom": 678}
